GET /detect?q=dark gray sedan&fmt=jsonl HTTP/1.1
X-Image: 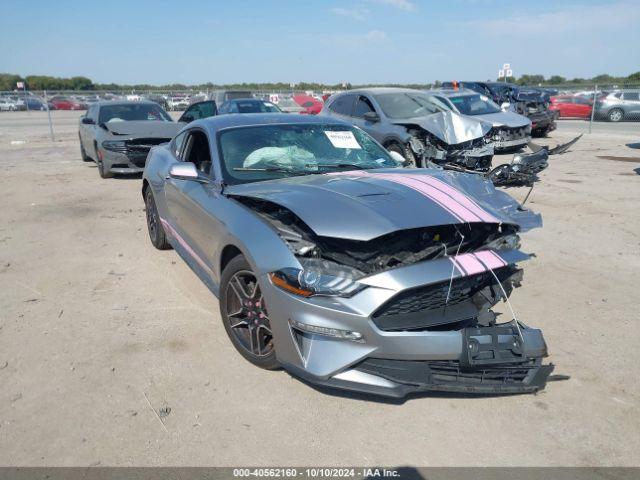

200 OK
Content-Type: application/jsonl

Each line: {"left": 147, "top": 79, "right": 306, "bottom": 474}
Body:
{"left": 320, "top": 87, "right": 495, "bottom": 171}
{"left": 78, "top": 101, "right": 181, "bottom": 178}
{"left": 141, "top": 113, "right": 553, "bottom": 398}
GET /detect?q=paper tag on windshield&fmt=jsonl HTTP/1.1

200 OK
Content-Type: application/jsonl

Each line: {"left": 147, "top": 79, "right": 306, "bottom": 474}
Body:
{"left": 324, "top": 131, "right": 361, "bottom": 149}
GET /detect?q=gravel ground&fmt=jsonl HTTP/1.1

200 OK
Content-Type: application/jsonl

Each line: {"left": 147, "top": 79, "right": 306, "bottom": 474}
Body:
{"left": 0, "top": 111, "right": 639, "bottom": 466}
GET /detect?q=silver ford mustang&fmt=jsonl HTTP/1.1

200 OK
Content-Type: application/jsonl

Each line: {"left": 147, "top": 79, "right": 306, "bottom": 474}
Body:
{"left": 142, "top": 113, "right": 553, "bottom": 398}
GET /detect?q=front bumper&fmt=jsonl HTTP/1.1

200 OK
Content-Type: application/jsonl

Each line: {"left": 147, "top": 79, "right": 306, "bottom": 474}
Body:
{"left": 260, "top": 250, "right": 553, "bottom": 398}
{"left": 102, "top": 150, "right": 147, "bottom": 174}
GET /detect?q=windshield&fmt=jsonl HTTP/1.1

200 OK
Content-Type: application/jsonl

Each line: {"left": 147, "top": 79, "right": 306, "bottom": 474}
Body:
{"left": 448, "top": 94, "right": 501, "bottom": 115}
{"left": 99, "top": 104, "right": 172, "bottom": 123}
{"left": 219, "top": 124, "right": 398, "bottom": 184}
{"left": 373, "top": 92, "right": 444, "bottom": 119}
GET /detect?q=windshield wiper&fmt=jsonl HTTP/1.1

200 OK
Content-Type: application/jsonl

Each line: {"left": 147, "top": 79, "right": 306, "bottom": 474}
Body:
{"left": 232, "top": 166, "right": 312, "bottom": 175}
{"left": 312, "top": 163, "right": 372, "bottom": 170}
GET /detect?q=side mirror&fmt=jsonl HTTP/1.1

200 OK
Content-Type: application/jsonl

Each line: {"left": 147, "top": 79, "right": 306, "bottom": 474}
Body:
{"left": 500, "top": 102, "right": 511, "bottom": 111}
{"left": 168, "top": 163, "right": 209, "bottom": 183}
{"left": 179, "top": 114, "right": 194, "bottom": 123}
{"left": 363, "top": 111, "right": 380, "bottom": 122}
{"left": 81, "top": 117, "right": 94, "bottom": 124}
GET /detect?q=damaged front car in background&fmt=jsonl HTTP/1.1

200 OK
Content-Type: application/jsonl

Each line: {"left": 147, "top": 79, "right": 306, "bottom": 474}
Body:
{"left": 321, "top": 88, "right": 495, "bottom": 172}
{"left": 142, "top": 114, "right": 554, "bottom": 398}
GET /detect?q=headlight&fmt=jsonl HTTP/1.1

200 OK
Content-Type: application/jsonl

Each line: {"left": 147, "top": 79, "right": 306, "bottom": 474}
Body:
{"left": 482, "top": 234, "right": 521, "bottom": 251}
{"left": 269, "top": 258, "right": 365, "bottom": 298}
{"left": 101, "top": 140, "right": 127, "bottom": 152}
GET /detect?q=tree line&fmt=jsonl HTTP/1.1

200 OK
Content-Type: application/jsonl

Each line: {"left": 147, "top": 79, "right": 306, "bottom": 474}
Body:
{"left": 1, "top": 72, "right": 639, "bottom": 92}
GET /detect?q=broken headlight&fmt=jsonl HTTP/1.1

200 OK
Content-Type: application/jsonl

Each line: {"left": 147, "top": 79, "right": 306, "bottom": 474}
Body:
{"left": 101, "top": 140, "right": 127, "bottom": 152}
{"left": 482, "top": 234, "right": 521, "bottom": 251}
{"left": 269, "top": 258, "right": 365, "bottom": 298}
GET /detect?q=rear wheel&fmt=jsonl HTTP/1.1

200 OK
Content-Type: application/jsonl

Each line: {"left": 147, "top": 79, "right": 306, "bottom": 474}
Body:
{"left": 608, "top": 108, "right": 624, "bottom": 122}
{"left": 144, "top": 187, "right": 171, "bottom": 250}
{"left": 220, "top": 255, "right": 278, "bottom": 370}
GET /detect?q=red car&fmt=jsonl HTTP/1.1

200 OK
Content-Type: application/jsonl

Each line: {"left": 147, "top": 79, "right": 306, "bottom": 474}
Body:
{"left": 49, "top": 96, "right": 85, "bottom": 110}
{"left": 549, "top": 96, "right": 592, "bottom": 119}
{"left": 292, "top": 95, "right": 323, "bottom": 115}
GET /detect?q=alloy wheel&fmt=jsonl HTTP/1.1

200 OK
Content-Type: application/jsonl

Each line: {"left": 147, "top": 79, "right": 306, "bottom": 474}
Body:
{"left": 225, "top": 271, "right": 273, "bottom": 357}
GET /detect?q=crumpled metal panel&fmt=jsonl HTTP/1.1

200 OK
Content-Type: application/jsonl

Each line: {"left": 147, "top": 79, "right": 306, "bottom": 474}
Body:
{"left": 394, "top": 111, "right": 492, "bottom": 145}
{"left": 472, "top": 110, "right": 531, "bottom": 128}
{"left": 103, "top": 120, "right": 182, "bottom": 137}
{"left": 226, "top": 168, "right": 542, "bottom": 240}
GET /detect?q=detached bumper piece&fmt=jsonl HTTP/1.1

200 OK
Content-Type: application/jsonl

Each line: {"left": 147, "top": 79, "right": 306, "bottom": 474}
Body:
{"left": 355, "top": 357, "right": 554, "bottom": 395}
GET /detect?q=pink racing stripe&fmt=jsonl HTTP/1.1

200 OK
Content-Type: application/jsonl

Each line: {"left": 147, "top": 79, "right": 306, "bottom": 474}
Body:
{"left": 449, "top": 256, "right": 467, "bottom": 275}
{"left": 452, "top": 253, "right": 486, "bottom": 275}
{"left": 473, "top": 250, "right": 507, "bottom": 270}
{"left": 328, "top": 170, "right": 465, "bottom": 221}
{"left": 372, "top": 173, "right": 474, "bottom": 222}
{"left": 408, "top": 174, "right": 499, "bottom": 223}
{"left": 160, "top": 218, "right": 213, "bottom": 275}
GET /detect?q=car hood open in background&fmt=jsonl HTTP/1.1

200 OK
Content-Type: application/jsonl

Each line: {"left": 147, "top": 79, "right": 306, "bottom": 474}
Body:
{"left": 102, "top": 120, "right": 182, "bottom": 137}
{"left": 470, "top": 110, "right": 531, "bottom": 128}
{"left": 392, "top": 111, "right": 492, "bottom": 145}
{"left": 226, "top": 169, "right": 541, "bottom": 241}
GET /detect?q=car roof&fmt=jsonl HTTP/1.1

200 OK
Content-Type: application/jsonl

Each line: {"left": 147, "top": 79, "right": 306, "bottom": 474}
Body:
{"left": 192, "top": 113, "right": 353, "bottom": 133}
{"left": 343, "top": 87, "right": 425, "bottom": 95}
{"left": 426, "top": 88, "right": 479, "bottom": 98}
{"left": 94, "top": 100, "right": 160, "bottom": 107}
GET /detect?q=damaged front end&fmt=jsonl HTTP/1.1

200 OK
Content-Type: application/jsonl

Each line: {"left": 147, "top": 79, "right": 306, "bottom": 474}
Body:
{"left": 396, "top": 111, "right": 495, "bottom": 172}
{"left": 487, "top": 134, "right": 583, "bottom": 187}
{"left": 226, "top": 171, "right": 553, "bottom": 396}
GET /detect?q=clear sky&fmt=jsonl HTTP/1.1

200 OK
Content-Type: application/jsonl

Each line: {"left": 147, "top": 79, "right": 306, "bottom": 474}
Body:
{"left": 1, "top": 0, "right": 638, "bottom": 85}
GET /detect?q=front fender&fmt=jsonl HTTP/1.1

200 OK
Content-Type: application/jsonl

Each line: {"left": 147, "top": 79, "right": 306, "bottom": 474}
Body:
{"left": 211, "top": 196, "right": 301, "bottom": 280}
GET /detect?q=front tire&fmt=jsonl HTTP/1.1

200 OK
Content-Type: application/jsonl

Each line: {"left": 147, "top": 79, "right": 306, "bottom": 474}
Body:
{"left": 79, "top": 135, "right": 92, "bottom": 162}
{"left": 608, "top": 108, "right": 624, "bottom": 122}
{"left": 220, "top": 255, "right": 278, "bottom": 370}
{"left": 387, "top": 142, "right": 417, "bottom": 167}
{"left": 144, "top": 188, "right": 171, "bottom": 250}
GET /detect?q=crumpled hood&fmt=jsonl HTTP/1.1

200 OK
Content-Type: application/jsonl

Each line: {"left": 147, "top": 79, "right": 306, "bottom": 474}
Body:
{"left": 102, "top": 120, "right": 181, "bottom": 137}
{"left": 469, "top": 110, "right": 531, "bottom": 128}
{"left": 226, "top": 169, "right": 541, "bottom": 241}
{"left": 392, "top": 111, "right": 492, "bottom": 145}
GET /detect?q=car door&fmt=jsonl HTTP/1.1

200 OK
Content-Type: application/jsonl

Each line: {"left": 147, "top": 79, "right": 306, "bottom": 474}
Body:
{"left": 573, "top": 97, "right": 592, "bottom": 118}
{"left": 622, "top": 92, "right": 640, "bottom": 114}
{"left": 350, "top": 95, "right": 381, "bottom": 137}
{"left": 163, "top": 128, "right": 224, "bottom": 283}
{"left": 177, "top": 101, "right": 218, "bottom": 124}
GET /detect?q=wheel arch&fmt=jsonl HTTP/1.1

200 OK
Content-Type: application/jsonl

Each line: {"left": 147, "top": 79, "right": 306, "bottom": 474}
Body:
{"left": 220, "top": 244, "right": 243, "bottom": 276}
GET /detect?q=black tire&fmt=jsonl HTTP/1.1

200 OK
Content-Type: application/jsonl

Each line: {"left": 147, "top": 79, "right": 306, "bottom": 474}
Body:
{"left": 220, "top": 255, "right": 278, "bottom": 370}
{"left": 79, "top": 135, "right": 92, "bottom": 162}
{"left": 608, "top": 108, "right": 624, "bottom": 122}
{"left": 144, "top": 187, "right": 171, "bottom": 250}
{"left": 387, "top": 142, "right": 417, "bottom": 167}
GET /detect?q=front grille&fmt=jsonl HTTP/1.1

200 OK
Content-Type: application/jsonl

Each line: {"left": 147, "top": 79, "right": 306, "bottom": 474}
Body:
{"left": 373, "top": 266, "right": 511, "bottom": 319}
{"left": 112, "top": 138, "right": 171, "bottom": 166}
{"left": 371, "top": 266, "right": 516, "bottom": 331}
{"left": 493, "top": 126, "right": 529, "bottom": 141}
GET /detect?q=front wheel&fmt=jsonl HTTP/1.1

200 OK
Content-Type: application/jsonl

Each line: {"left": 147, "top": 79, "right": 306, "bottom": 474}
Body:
{"left": 608, "top": 108, "right": 624, "bottom": 122}
{"left": 220, "top": 255, "right": 278, "bottom": 370}
{"left": 79, "top": 135, "right": 92, "bottom": 162}
{"left": 387, "top": 142, "right": 417, "bottom": 167}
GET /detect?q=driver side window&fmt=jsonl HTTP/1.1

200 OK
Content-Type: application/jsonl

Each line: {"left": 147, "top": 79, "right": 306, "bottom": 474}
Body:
{"left": 353, "top": 96, "right": 375, "bottom": 118}
{"left": 183, "top": 130, "right": 213, "bottom": 176}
